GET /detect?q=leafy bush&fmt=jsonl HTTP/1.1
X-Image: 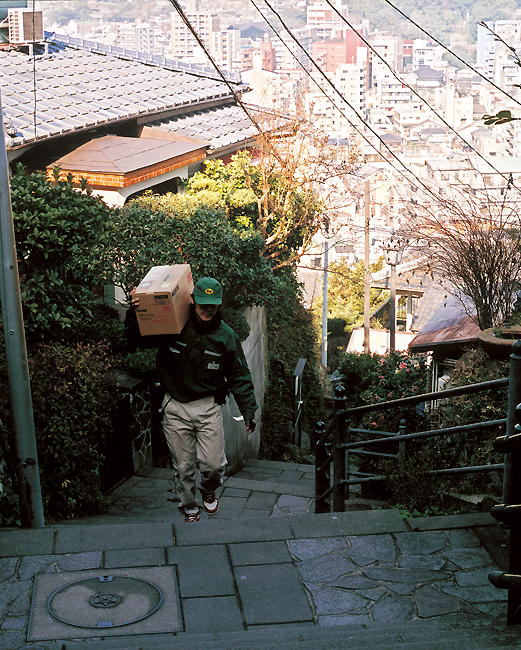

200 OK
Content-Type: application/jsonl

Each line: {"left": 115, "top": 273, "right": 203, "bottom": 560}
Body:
{"left": 260, "top": 272, "right": 327, "bottom": 461}
{"left": 221, "top": 308, "right": 250, "bottom": 342}
{"left": 10, "top": 167, "right": 114, "bottom": 343}
{"left": 27, "top": 341, "right": 115, "bottom": 519}
{"left": 429, "top": 348, "right": 508, "bottom": 496}
{"left": 109, "top": 196, "right": 275, "bottom": 309}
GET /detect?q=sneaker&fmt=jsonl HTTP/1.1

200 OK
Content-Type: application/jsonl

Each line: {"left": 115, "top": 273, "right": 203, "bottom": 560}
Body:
{"left": 202, "top": 493, "right": 219, "bottom": 515}
{"left": 184, "top": 507, "right": 200, "bottom": 523}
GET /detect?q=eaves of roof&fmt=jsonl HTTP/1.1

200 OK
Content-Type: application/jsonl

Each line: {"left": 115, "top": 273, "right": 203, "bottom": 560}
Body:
{"left": 46, "top": 135, "right": 209, "bottom": 175}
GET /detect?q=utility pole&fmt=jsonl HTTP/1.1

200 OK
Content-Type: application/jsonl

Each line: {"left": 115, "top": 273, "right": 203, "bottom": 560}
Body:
{"left": 363, "top": 180, "right": 370, "bottom": 353}
{"left": 0, "top": 91, "right": 45, "bottom": 528}
{"left": 321, "top": 223, "right": 329, "bottom": 367}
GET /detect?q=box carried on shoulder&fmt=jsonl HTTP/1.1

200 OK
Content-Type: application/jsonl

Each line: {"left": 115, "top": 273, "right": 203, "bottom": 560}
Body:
{"left": 135, "top": 264, "right": 194, "bottom": 335}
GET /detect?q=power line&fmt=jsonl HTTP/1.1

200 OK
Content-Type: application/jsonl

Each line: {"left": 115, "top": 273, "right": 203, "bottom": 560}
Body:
{"left": 251, "top": 0, "right": 446, "bottom": 201}
{"left": 323, "top": 0, "right": 521, "bottom": 191}
{"left": 382, "top": 0, "right": 521, "bottom": 111}
{"left": 166, "top": 0, "right": 264, "bottom": 136}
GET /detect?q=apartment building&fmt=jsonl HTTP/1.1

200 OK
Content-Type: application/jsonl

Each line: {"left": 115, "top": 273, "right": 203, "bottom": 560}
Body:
{"left": 306, "top": 0, "right": 348, "bottom": 39}
{"left": 170, "top": 0, "right": 219, "bottom": 60}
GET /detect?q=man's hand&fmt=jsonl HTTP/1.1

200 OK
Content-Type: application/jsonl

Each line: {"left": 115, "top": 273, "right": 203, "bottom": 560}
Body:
{"left": 246, "top": 420, "right": 256, "bottom": 435}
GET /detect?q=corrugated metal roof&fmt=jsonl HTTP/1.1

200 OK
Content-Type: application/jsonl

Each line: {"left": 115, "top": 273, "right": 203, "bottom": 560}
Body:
{"left": 1, "top": 45, "right": 248, "bottom": 151}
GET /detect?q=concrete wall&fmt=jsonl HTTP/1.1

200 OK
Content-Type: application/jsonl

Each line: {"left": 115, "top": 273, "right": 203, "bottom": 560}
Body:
{"left": 222, "top": 305, "right": 267, "bottom": 474}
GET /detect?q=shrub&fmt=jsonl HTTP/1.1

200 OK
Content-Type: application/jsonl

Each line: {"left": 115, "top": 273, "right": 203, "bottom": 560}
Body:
{"left": 10, "top": 167, "right": 114, "bottom": 343}
{"left": 27, "top": 341, "right": 115, "bottom": 519}
{"left": 260, "top": 272, "right": 327, "bottom": 461}
{"left": 221, "top": 308, "right": 250, "bottom": 342}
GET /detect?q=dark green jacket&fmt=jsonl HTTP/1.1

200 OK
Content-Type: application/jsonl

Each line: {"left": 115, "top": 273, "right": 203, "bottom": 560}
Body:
{"left": 125, "top": 306, "right": 257, "bottom": 421}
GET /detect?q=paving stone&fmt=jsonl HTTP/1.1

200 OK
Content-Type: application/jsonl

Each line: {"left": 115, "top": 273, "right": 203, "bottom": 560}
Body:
{"left": 18, "top": 555, "right": 59, "bottom": 580}
{"left": 0, "top": 558, "right": 17, "bottom": 583}
{"left": 224, "top": 477, "right": 278, "bottom": 493}
{"left": 296, "top": 553, "right": 359, "bottom": 583}
{"left": 174, "top": 515, "right": 293, "bottom": 546}
{"left": 319, "top": 613, "right": 372, "bottom": 626}
{"left": 0, "top": 630, "right": 26, "bottom": 649}
{"left": 5, "top": 589, "right": 31, "bottom": 617}
{"left": 211, "top": 496, "right": 247, "bottom": 519}
{"left": 229, "top": 541, "right": 292, "bottom": 566}
{"left": 370, "top": 592, "right": 414, "bottom": 622}
{"left": 239, "top": 509, "right": 272, "bottom": 519}
{"left": 234, "top": 563, "right": 313, "bottom": 625}
{"left": 454, "top": 566, "right": 498, "bottom": 588}
{"left": 415, "top": 585, "right": 462, "bottom": 618}
{"left": 105, "top": 547, "right": 167, "bottom": 568}
{"left": 278, "top": 470, "right": 305, "bottom": 484}
{"left": 395, "top": 531, "right": 449, "bottom": 556}
{"left": 245, "top": 492, "right": 278, "bottom": 509}
{"left": 0, "top": 616, "right": 25, "bottom": 631}
{"left": 289, "top": 509, "right": 407, "bottom": 539}
{"left": 346, "top": 534, "right": 396, "bottom": 566}
{"left": 449, "top": 529, "right": 482, "bottom": 548}
{"left": 57, "top": 551, "right": 103, "bottom": 571}
{"left": 182, "top": 596, "right": 244, "bottom": 633}
{"left": 55, "top": 522, "right": 174, "bottom": 553}
{"left": 167, "top": 544, "right": 235, "bottom": 598}
{"left": 274, "top": 483, "right": 316, "bottom": 499}
{"left": 363, "top": 566, "right": 452, "bottom": 583}
{"left": 440, "top": 584, "right": 507, "bottom": 603}
{"left": 221, "top": 487, "right": 251, "bottom": 498}
{"left": 328, "top": 574, "right": 378, "bottom": 590}
{"left": 398, "top": 554, "right": 447, "bottom": 571}
{"left": 307, "top": 584, "right": 367, "bottom": 616}
{"left": 0, "top": 579, "right": 32, "bottom": 613}
{"left": 289, "top": 537, "right": 348, "bottom": 561}
{"left": 274, "top": 495, "right": 312, "bottom": 516}
{"left": 406, "top": 513, "right": 496, "bottom": 531}
{"left": 0, "top": 528, "right": 54, "bottom": 557}
{"left": 442, "top": 547, "right": 496, "bottom": 570}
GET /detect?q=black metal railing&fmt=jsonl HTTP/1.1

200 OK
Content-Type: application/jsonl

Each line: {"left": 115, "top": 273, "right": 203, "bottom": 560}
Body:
{"left": 315, "top": 340, "right": 521, "bottom": 624}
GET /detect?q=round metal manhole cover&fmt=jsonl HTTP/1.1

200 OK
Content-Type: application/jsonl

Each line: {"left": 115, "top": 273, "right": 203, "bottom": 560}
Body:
{"left": 47, "top": 575, "right": 163, "bottom": 629}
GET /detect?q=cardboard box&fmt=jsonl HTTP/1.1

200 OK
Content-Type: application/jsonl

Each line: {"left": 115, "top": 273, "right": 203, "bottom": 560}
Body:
{"left": 134, "top": 264, "right": 193, "bottom": 336}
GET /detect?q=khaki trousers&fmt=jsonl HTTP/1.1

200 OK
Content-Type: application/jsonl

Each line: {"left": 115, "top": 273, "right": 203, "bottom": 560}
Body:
{"left": 162, "top": 393, "right": 227, "bottom": 509}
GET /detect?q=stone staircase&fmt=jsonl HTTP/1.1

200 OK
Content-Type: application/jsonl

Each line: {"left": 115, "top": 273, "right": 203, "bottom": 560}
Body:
{"left": 47, "top": 616, "right": 521, "bottom": 650}
{"left": 1, "top": 460, "right": 518, "bottom": 650}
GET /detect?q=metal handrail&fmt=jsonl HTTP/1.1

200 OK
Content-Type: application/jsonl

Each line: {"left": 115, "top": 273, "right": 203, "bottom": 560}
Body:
{"left": 314, "top": 341, "right": 521, "bottom": 624}
{"left": 342, "top": 378, "right": 508, "bottom": 417}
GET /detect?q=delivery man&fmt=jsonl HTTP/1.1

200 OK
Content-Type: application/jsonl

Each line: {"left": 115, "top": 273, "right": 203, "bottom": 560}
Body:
{"left": 126, "top": 277, "right": 257, "bottom": 522}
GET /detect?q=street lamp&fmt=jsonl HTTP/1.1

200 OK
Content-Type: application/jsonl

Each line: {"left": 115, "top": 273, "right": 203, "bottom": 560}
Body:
{"left": 382, "top": 236, "right": 404, "bottom": 352}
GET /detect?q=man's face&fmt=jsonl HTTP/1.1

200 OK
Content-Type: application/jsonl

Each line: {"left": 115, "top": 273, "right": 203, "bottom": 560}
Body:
{"left": 194, "top": 302, "right": 219, "bottom": 322}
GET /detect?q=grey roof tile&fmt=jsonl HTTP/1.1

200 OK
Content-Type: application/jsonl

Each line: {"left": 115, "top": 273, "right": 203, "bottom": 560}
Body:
{"left": 1, "top": 45, "right": 239, "bottom": 149}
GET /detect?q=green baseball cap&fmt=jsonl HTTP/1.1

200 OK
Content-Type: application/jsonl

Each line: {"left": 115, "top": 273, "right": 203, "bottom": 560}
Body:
{"left": 193, "top": 277, "right": 223, "bottom": 305}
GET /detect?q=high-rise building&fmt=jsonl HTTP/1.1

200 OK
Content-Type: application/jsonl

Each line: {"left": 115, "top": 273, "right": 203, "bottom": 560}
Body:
{"left": 170, "top": 0, "right": 219, "bottom": 60}
{"left": 306, "top": 0, "right": 348, "bottom": 39}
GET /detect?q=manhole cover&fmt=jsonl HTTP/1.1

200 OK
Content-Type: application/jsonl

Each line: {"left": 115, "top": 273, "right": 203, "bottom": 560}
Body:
{"left": 28, "top": 566, "right": 182, "bottom": 641}
{"left": 48, "top": 575, "right": 163, "bottom": 628}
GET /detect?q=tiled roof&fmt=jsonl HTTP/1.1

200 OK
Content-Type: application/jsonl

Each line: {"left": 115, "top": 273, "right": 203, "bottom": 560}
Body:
{"left": 1, "top": 42, "right": 250, "bottom": 152}
{"left": 147, "top": 105, "right": 258, "bottom": 153}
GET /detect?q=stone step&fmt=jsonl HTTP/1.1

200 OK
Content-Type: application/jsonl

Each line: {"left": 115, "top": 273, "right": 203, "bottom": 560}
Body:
{"left": 58, "top": 617, "right": 521, "bottom": 650}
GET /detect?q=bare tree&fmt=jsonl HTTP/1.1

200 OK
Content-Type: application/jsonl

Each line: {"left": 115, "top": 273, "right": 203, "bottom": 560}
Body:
{"left": 251, "top": 104, "right": 362, "bottom": 268}
{"left": 397, "top": 181, "right": 521, "bottom": 330}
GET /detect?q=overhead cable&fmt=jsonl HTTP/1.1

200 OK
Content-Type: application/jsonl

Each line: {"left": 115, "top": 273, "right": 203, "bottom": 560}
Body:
{"left": 382, "top": 0, "right": 521, "bottom": 110}
{"left": 323, "top": 0, "right": 520, "bottom": 190}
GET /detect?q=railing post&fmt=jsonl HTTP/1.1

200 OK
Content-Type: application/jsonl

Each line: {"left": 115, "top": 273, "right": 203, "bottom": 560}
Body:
{"left": 332, "top": 385, "right": 346, "bottom": 512}
{"left": 398, "top": 419, "right": 407, "bottom": 460}
{"left": 314, "top": 421, "right": 328, "bottom": 514}
{"left": 503, "top": 341, "right": 521, "bottom": 624}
